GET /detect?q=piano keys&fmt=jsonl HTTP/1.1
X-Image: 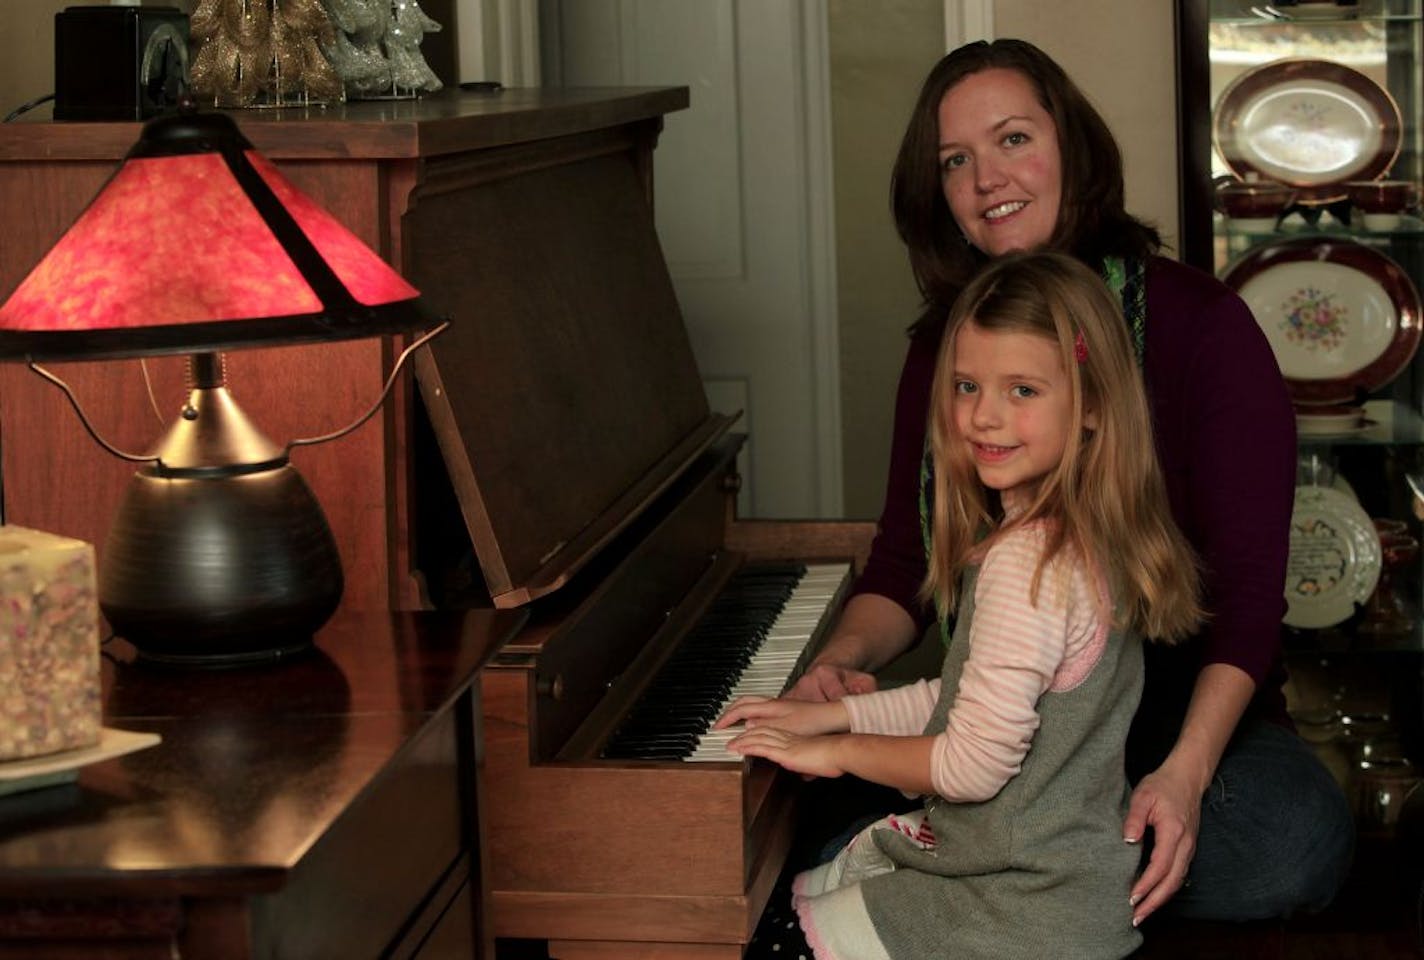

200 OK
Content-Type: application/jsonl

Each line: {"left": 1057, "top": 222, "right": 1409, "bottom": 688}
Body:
{"left": 601, "top": 562, "right": 852, "bottom": 762}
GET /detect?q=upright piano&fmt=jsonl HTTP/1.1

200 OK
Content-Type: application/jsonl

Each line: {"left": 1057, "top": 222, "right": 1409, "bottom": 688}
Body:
{"left": 399, "top": 92, "right": 874, "bottom": 958}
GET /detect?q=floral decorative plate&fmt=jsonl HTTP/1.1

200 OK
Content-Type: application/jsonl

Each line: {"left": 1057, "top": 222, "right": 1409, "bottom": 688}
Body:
{"left": 1285, "top": 484, "right": 1381, "bottom": 628}
{"left": 1214, "top": 58, "right": 1401, "bottom": 204}
{"left": 1223, "top": 237, "right": 1421, "bottom": 405}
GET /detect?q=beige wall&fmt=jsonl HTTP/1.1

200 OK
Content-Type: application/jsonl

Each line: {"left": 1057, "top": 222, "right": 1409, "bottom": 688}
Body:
{"left": 995, "top": 0, "right": 1182, "bottom": 251}
{"left": 828, "top": 0, "right": 947, "bottom": 519}
{"left": 1, "top": 1, "right": 69, "bottom": 109}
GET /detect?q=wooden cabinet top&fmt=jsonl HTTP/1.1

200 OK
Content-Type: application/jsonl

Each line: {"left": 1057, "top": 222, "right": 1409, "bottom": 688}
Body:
{"left": 0, "top": 607, "right": 525, "bottom": 898}
{"left": 0, "top": 86, "right": 690, "bottom": 162}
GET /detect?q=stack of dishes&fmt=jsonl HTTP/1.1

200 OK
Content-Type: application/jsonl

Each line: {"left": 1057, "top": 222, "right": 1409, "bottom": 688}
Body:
{"left": 1294, "top": 404, "right": 1370, "bottom": 438}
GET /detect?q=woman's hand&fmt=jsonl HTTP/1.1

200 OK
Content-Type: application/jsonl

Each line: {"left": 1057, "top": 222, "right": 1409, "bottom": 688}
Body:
{"left": 1124, "top": 665, "right": 1254, "bottom": 925}
{"left": 1124, "top": 765, "right": 1202, "bottom": 926}
{"left": 726, "top": 726, "right": 848, "bottom": 779}
{"left": 781, "top": 594, "right": 919, "bottom": 701}
{"left": 711, "top": 695, "right": 849, "bottom": 737}
{"left": 784, "top": 662, "right": 878, "bottom": 701}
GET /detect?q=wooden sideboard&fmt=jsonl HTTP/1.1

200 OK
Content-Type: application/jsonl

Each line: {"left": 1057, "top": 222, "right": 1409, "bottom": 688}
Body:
{"left": 0, "top": 86, "right": 687, "bottom": 612}
{"left": 0, "top": 607, "right": 525, "bottom": 959}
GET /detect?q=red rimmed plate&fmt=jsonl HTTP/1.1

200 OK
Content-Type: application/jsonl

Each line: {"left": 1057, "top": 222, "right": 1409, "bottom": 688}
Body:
{"left": 1214, "top": 58, "right": 1401, "bottom": 204}
{"left": 1223, "top": 237, "right": 1421, "bottom": 405}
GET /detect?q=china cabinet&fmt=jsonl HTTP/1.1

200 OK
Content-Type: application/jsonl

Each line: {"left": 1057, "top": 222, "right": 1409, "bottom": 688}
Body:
{"left": 1177, "top": 0, "right": 1424, "bottom": 939}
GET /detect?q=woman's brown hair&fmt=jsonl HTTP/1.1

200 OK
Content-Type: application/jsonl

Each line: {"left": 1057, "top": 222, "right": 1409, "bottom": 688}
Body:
{"left": 891, "top": 39, "right": 1161, "bottom": 329}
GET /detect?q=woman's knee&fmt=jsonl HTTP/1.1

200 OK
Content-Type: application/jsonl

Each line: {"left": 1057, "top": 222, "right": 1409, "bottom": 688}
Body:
{"left": 1189, "top": 723, "right": 1354, "bottom": 917}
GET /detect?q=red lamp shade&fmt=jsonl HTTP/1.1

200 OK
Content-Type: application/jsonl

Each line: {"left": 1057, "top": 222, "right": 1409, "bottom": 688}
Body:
{"left": 0, "top": 109, "right": 443, "bottom": 666}
{"left": 0, "top": 111, "right": 435, "bottom": 359}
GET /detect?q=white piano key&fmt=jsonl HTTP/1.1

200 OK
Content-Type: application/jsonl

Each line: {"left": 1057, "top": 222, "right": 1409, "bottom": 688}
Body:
{"left": 685, "top": 562, "right": 850, "bottom": 762}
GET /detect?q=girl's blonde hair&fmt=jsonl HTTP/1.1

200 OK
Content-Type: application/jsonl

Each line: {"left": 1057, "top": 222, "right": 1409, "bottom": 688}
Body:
{"left": 921, "top": 251, "right": 1202, "bottom": 642}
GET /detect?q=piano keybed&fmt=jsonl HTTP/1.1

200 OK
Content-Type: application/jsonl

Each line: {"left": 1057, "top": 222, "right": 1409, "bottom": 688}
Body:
{"left": 600, "top": 561, "right": 851, "bottom": 762}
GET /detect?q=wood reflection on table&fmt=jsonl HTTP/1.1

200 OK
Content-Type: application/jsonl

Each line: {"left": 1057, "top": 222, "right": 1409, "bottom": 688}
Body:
{"left": 0, "top": 606, "right": 525, "bottom": 960}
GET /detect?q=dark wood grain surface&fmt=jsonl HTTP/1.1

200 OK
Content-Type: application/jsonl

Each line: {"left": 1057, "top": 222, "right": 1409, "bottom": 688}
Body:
{"left": 0, "top": 87, "right": 690, "bottom": 161}
{"left": 0, "top": 607, "right": 523, "bottom": 900}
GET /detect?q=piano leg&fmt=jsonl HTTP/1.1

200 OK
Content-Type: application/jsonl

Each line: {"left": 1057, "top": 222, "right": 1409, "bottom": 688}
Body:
{"left": 547, "top": 941, "right": 743, "bottom": 960}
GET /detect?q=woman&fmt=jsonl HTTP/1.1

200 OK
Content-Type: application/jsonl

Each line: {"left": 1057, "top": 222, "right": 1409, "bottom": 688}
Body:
{"left": 788, "top": 38, "right": 1352, "bottom": 926}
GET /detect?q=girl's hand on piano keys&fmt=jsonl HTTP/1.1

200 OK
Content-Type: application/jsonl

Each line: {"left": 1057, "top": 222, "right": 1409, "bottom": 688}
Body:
{"left": 724, "top": 726, "right": 850, "bottom": 779}
{"left": 712, "top": 696, "right": 848, "bottom": 737}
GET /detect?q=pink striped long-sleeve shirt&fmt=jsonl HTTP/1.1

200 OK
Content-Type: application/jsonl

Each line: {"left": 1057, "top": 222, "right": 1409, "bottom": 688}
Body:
{"left": 842, "top": 521, "right": 1109, "bottom": 802}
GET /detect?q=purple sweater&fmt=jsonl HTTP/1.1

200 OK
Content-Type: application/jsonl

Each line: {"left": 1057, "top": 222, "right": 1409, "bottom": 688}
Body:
{"left": 854, "top": 256, "right": 1296, "bottom": 769}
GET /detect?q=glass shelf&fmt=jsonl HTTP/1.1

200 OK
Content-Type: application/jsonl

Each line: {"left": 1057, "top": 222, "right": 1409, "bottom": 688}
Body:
{"left": 1211, "top": 11, "right": 1424, "bottom": 26}
{"left": 1286, "top": 619, "right": 1424, "bottom": 653}
{"left": 1298, "top": 400, "right": 1424, "bottom": 445}
{"left": 1211, "top": 0, "right": 1423, "bottom": 27}
{"left": 1217, "top": 213, "right": 1424, "bottom": 241}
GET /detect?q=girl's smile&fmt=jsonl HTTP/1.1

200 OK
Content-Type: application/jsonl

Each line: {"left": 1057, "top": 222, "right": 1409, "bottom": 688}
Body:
{"left": 970, "top": 441, "right": 1018, "bottom": 464}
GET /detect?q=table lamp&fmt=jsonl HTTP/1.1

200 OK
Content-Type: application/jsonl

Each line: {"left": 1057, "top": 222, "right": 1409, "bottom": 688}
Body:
{"left": 0, "top": 107, "right": 443, "bottom": 666}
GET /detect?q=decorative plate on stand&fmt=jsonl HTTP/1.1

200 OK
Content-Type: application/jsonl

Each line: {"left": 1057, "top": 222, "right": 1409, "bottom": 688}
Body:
{"left": 1214, "top": 58, "right": 1401, "bottom": 204}
{"left": 1285, "top": 484, "right": 1381, "bottom": 628}
{"left": 1223, "top": 237, "right": 1422, "bottom": 405}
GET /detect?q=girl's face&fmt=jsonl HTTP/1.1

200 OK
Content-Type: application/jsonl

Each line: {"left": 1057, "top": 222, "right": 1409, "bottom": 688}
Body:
{"left": 937, "top": 68, "right": 1063, "bottom": 257}
{"left": 950, "top": 320, "right": 1076, "bottom": 503}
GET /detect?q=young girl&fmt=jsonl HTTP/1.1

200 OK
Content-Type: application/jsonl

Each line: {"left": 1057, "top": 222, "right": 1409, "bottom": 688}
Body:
{"left": 715, "top": 251, "right": 1202, "bottom": 960}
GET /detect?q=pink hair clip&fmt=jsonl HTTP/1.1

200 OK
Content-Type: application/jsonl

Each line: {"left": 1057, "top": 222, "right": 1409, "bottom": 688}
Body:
{"left": 1073, "top": 329, "right": 1088, "bottom": 364}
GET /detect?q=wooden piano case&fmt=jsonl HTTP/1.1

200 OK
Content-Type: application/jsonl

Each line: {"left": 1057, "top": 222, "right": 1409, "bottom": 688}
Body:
{"left": 399, "top": 92, "right": 875, "bottom": 960}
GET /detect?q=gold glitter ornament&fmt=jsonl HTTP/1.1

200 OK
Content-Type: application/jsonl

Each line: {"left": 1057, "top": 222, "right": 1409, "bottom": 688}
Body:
{"left": 189, "top": 0, "right": 342, "bottom": 107}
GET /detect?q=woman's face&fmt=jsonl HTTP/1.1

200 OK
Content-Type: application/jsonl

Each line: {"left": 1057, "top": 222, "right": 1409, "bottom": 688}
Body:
{"left": 937, "top": 68, "right": 1063, "bottom": 257}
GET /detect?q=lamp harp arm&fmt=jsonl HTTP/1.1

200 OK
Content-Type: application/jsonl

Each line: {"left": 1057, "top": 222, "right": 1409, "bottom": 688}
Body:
{"left": 27, "top": 361, "right": 158, "bottom": 464}
{"left": 287, "top": 321, "right": 449, "bottom": 452}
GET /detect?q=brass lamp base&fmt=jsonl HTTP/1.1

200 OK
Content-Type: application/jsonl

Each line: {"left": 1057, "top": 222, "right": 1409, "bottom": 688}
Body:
{"left": 99, "top": 461, "right": 344, "bottom": 667}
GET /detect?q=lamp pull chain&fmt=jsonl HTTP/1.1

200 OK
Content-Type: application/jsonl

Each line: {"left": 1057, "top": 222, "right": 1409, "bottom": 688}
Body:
{"left": 27, "top": 362, "right": 157, "bottom": 464}
{"left": 288, "top": 321, "right": 449, "bottom": 451}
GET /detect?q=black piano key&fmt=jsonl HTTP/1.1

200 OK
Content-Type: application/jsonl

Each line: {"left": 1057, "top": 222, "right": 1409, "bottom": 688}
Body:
{"left": 600, "top": 563, "right": 807, "bottom": 760}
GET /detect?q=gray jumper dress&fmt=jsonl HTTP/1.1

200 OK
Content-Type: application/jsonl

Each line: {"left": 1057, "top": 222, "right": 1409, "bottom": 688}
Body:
{"left": 793, "top": 563, "right": 1144, "bottom": 960}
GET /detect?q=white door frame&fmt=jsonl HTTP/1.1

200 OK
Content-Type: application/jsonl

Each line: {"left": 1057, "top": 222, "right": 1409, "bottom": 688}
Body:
{"left": 945, "top": 0, "right": 995, "bottom": 50}
{"left": 800, "top": 0, "right": 842, "bottom": 516}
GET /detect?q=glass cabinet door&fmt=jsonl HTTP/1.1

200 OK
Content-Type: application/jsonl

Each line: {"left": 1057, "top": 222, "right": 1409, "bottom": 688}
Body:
{"left": 1179, "top": 1, "right": 1423, "bottom": 276}
{"left": 1176, "top": 1, "right": 1424, "bottom": 815}
{"left": 1177, "top": 0, "right": 1424, "bottom": 519}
